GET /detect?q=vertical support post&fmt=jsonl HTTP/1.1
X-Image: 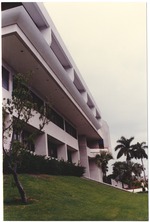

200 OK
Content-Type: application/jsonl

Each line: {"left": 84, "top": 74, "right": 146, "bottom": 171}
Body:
{"left": 57, "top": 143, "right": 67, "bottom": 161}
{"left": 78, "top": 136, "right": 90, "bottom": 178}
{"left": 35, "top": 133, "right": 48, "bottom": 156}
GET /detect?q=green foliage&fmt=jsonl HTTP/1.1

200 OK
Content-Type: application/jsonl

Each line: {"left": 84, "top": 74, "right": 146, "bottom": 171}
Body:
{"left": 95, "top": 151, "right": 113, "bottom": 182}
{"left": 115, "top": 136, "right": 148, "bottom": 163}
{"left": 115, "top": 136, "right": 135, "bottom": 161}
{"left": 3, "top": 150, "right": 85, "bottom": 177}
{"left": 132, "top": 162, "right": 143, "bottom": 177}
{"left": 114, "top": 136, "right": 148, "bottom": 185}
{"left": 132, "top": 142, "right": 148, "bottom": 159}
{"left": 112, "top": 161, "right": 143, "bottom": 187}
{"left": 132, "top": 180, "right": 142, "bottom": 189}
{"left": 4, "top": 175, "right": 148, "bottom": 221}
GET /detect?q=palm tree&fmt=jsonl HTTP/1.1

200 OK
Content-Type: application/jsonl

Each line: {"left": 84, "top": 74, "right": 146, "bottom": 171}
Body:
{"left": 132, "top": 142, "right": 148, "bottom": 181}
{"left": 115, "top": 136, "right": 134, "bottom": 163}
{"left": 95, "top": 151, "right": 113, "bottom": 182}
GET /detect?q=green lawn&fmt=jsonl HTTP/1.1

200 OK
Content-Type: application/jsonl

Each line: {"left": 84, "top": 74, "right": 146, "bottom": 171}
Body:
{"left": 3, "top": 174, "right": 148, "bottom": 221}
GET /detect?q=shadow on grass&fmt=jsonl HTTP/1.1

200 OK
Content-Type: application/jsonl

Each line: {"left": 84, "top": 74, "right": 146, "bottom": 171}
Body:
{"left": 4, "top": 197, "right": 38, "bottom": 206}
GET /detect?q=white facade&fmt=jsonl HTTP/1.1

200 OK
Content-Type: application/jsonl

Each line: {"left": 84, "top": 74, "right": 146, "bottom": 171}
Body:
{"left": 2, "top": 2, "right": 111, "bottom": 182}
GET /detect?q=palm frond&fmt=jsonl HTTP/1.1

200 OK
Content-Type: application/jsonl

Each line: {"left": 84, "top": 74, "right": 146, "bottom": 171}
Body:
{"left": 116, "top": 149, "right": 125, "bottom": 159}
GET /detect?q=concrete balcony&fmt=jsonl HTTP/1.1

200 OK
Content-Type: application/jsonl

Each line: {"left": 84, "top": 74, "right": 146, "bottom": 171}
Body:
{"left": 87, "top": 147, "right": 109, "bottom": 158}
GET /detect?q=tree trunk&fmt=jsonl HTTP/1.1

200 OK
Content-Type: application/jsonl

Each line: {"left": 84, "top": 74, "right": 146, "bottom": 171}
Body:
{"left": 103, "top": 173, "right": 107, "bottom": 183}
{"left": 11, "top": 168, "right": 27, "bottom": 204}
{"left": 3, "top": 147, "right": 27, "bottom": 204}
{"left": 141, "top": 158, "right": 146, "bottom": 182}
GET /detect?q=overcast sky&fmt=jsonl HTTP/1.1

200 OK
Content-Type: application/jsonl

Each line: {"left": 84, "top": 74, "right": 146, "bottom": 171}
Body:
{"left": 43, "top": 1, "right": 148, "bottom": 170}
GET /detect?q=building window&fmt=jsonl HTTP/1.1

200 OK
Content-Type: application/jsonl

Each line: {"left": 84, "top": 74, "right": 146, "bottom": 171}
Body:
{"left": 46, "top": 105, "right": 64, "bottom": 130}
{"left": 30, "top": 91, "right": 44, "bottom": 114}
{"left": 2, "top": 66, "right": 9, "bottom": 90}
{"left": 65, "top": 121, "right": 77, "bottom": 139}
{"left": 1, "top": 2, "right": 22, "bottom": 11}
{"left": 13, "top": 79, "right": 44, "bottom": 114}
{"left": 67, "top": 150, "right": 72, "bottom": 163}
{"left": 22, "top": 130, "right": 35, "bottom": 152}
{"left": 13, "top": 128, "right": 35, "bottom": 152}
{"left": 99, "top": 138, "right": 104, "bottom": 148}
{"left": 48, "top": 141, "right": 57, "bottom": 158}
{"left": 13, "top": 131, "right": 21, "bottom": 141}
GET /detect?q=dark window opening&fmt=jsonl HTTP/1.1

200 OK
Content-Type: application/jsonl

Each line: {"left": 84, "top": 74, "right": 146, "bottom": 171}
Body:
{"left": 46, "top": 105, "right": 64, "bottom": 130}
{"left": 13, "top": 129, "right": 35, "bottom": 152}
{"left": 65, "top": 121, "right": 77, "bottom": 139}
{"left": 13, "top": 79, "right": 44, "bottom": 114}
{"left": 22, "top": 130, "right": 35, "bottom": 152}
{"left": 2, "top": 66, "right": 9, "bottom": 90}
{"left": 99, "top": 138, "right": 104, "bottom": 148}
{"left": 30, "top": 91, "right": 44, "bottom": 114}
{"left": 48, "top": 141, "right": 57, "bottom": 158}
{"left": 13, "top": 131, "right": 21, "bottom": 141}
{"left": 1, "top": 2, "right": 22, "bottom": 11}
{"left": 67, "top": 150, "right": 72, "bottom": 163}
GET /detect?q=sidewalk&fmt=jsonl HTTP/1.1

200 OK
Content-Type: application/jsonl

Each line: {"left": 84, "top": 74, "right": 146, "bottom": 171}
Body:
{"left": 128, "top": 188, "right": 148, "bottom": 193}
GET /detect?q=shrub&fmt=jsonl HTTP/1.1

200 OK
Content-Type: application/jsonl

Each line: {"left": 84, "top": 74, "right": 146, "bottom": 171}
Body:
{"left": 59, "top": 159, "right": 85, "bottom": 177}
{"left": 3, "top": 149, "right": 85, "bottom": 177}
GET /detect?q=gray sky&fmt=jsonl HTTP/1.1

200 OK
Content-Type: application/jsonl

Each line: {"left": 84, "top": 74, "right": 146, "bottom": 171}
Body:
{"left": 44, "top": 2, "right": 148, "bottom": 168}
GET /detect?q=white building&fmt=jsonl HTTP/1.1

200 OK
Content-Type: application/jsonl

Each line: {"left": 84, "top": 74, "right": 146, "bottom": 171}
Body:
{"left": 2, "top": 2, "right": 111, "bottom": 182}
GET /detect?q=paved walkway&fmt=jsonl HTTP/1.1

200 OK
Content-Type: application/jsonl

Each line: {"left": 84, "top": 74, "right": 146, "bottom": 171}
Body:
{"left": 128, "top": 187, "right": 148, "bottom": 193}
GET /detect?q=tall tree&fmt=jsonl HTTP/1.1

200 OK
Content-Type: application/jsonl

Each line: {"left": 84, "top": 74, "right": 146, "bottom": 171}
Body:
{"left": 112, "top": 161, "right": 135, "bottom": 188}
{"left": 132, "top": 142, "right": 148, "bottom": 181}
{"left": 3, "top": 73, "right": 49, "bottom": 203}
{"left": 112, "top": 161, "right": 144, "bottom": 188}
{"left": 95, "top": 151, "right": 113, "bottom": 182}
{"left": 112, "top": 161, "right": 125, "bottom": 188}
{"left": 115, "top": 136, "right": 134, "bottom": 162}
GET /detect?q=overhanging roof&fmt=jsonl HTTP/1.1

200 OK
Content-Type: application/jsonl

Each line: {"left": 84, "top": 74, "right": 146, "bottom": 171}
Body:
{"left": 2, "top": 3, "right": 104, "bottom": 140}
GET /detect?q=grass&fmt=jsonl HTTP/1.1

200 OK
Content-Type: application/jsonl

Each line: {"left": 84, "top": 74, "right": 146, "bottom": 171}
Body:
{"left": 3, "top": 174, "right": 148, "bottom": 221}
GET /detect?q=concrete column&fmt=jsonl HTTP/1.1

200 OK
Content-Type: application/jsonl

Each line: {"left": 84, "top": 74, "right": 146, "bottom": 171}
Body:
{"left": 57, "top": 143, "right": 67, "bottom": 161}
{"left": 72, "top": 150, "right": 80, "bottom": 165}
{"left": 35, "top": 133, "right": 48, "bottom": 156}
{"left": 78, "top": 136, "right": 90, "bottom": 178}
{"left": 89, "top": 159, "right": 103, "bottom": 182}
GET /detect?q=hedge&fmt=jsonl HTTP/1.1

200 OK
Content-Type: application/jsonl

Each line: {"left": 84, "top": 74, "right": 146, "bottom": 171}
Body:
{"left": 3, "top": 150, "right": 85, "bottom": 177}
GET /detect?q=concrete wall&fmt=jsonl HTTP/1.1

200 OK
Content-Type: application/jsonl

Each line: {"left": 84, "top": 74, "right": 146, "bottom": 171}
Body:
{"left": 89, "top": 159, "right": 103, "bottom": 182}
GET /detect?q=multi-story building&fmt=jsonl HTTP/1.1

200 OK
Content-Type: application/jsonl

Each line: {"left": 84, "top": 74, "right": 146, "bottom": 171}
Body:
{"left": 2, "top": 2, "right": 111, "bottom": 182}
